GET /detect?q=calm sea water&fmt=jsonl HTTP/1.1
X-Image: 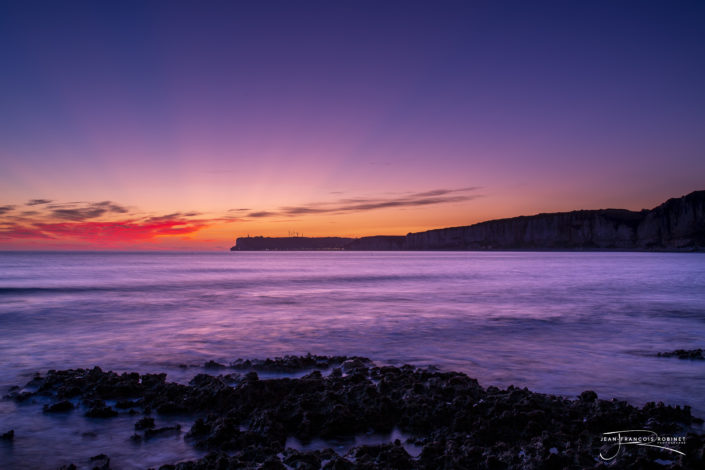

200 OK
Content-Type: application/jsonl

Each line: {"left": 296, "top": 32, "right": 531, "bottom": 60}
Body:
{"left": 1, "top": 251, "right": 704, "bottom": 468}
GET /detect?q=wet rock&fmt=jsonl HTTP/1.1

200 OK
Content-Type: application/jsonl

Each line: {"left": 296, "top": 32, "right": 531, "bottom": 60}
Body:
{"left": 89, "top": 453, "right": 110, "bottom": 470}
{"left": 260, "top": 457, "right": 287, "bottom": 469}
{"left": 658, "top": 349, "right": 705, "bottom": 360}
{"left": 3, "top": 386, "right": 26, "bottom": 401}
{"left": 0, "top": 429, "right": 13, "bottom": 441}
{"left": 145, "top": 424, "right": 181, "bottom": 439}
{"left": 86, "top": 404, "right": 118, "bottom": 418}
{"left": 12, "top": 355, "right": 703, "bottom": 470}
{"left": 349, "top": 443, "right": 414, "bottom": 469}
{"left": 135, "top": 416, "right": 155, "bottom": 430}
{"left": 341, "top": 358, "right": 371, "bottom": 375}
{"left": 230, "top": 354, "right": 360, "bottom": 372}
{"left": 43, "top": 400, "right": 74, "bottom": 413}
{"left": 115, "top": 399, "right": 139, "bottom": 409}
{"left": 322, "top": 456, "right": 354, "bottom": 470}
{"left": 283, "top": 448, "right": 321, "bottom": 469}
{"left": 244, "top": 371, "right": 259, "bottom": 382}
{"left": 203, "top": 360, "right": 226, "bottom": 370}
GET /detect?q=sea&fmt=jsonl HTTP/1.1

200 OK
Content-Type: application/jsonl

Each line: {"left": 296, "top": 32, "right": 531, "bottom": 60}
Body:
{"left": 1, "top": 251, "right": 704, "bottom": 468}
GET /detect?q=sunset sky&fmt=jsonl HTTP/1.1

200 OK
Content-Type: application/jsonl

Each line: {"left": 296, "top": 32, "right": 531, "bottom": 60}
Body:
{"left": 1, "top": 1, "right": 704, "bottom": 250}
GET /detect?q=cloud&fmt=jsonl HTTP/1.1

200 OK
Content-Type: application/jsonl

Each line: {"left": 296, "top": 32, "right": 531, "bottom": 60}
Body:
{"left": 247, "top": 211, "right": 278, "bottom": 218}
{"left": 0, "top": 218, "right": 210, "bottom": 242}
{"left": 49, "top": 201, "right": 129, "bottom": 221}
{"left": 245, "top": 187, "right": 481, "bottom": 219}
{"left": 0, "top": 223, "right": 53, "bottom": 239}
{"left": 0, "top": 200, "right": 223, "bottom": 243}
{"left": 34, "top": 219, "right": 207, "bottom": 241}
{"left": 0, "top": 188, "right": 481, "bottom": 244}
{"left": 26, "top": 199, "right": 53, "bottom": 206}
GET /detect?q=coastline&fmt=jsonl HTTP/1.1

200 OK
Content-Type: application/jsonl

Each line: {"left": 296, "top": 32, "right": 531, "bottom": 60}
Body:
{"left": 232, "top": 190, "right": 705, "bottom": 252}
{"left": 3, "top": 355, "right": 704, "bottom": 469}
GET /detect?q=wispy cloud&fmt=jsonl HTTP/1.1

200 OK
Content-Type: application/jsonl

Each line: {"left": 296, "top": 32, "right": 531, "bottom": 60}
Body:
{"left": 32, "top": 219, "right": 208, "bottom": 241}
{"left": 0, "top": 199, "right": 221, "bottom": 243}
{"left": 26, "top": 199, "right": 53, "bottom": 206}
{"left": 48, "top": 201, "right": 129, "bottom": 221}
{"left": 247, "top": 211, "right": 278, "bottom": 218}
{"left": 245, "top": 187, "right": 481, "bottom": 219}
{"left": 0, "top": 187, "right": 482, "bottom": 244}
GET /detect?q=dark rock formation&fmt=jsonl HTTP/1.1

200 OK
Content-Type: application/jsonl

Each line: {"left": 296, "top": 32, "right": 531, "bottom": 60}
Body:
{"left": 230, "top": 354, "right": 366, "bottom": 372}
{"left": 85, "top": 400, "right": 118, "bottom": 418}
{"left": 145, "top": 424, "right": 181, "bottom": 439}
{"left": 230, "top": 191, "right": 705, "bottom": 251}
{"left": 231, "top": 236, "right": 354, "bottom": 251}
{"left": 43, "top": 400, "right": 75, "bottom": 413}
{"left": 135, "top": 416, "right": 155, "bottom": 430}
{"left": 405, "top": 190, "right": 705, "bottom": 250}
{"left": 658, "top": 349, "right": 705, "bottom": 360}
{"left": 89, "top": 453, "right": 110, "bottom": 470}
{"left": 344, "top": 236, "right": 407, "bottom": 251}
{"left": 10, "top": 355, "right": 705, "bottom": 469}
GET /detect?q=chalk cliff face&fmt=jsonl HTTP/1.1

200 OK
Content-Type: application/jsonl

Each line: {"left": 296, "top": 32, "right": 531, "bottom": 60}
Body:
{"left": 345, "top": 236, "right": 406, "bottom": 251}
{"left": 231, "top": 191, "right": 704, "bottom": 251}
{"left": 404, "top": 209, "right": 646, "bottom": 250}
{"left": 232, "top": 236, "right": 353, "bottom": 251}
{"left": 405, "top": 191, "right": 704, "bottom": 250}
{"left": 636, "top": 191, "right": 705, "bottom": 249}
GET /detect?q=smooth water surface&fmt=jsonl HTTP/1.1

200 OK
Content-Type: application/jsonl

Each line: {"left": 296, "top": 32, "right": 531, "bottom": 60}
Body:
{"left": 1, "top": 251, "right": 704, "bottom": 468}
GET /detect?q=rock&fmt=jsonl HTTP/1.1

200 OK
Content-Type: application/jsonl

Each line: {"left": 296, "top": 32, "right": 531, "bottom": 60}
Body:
{"left": 145, "top": 424, "right": 181, "bottom": 439}
{"left": 135, "top": 416, "right": 155, "bottom": 430}
{"left": 115, "top": 399, "right": 139, "bottom": 409}
{"left": 244, "top": 371, "right": 259, "bottom": 382}
{"left": 89, "top": 453, "right": 110, "bottom": 470}
{"left": 230, "top": 354, "right": 356, "bottom": 372}
{"left": 43, "top": 400, "right": 74, "bottom": 413}
{"left": 204, "top": 360, "right": 226, "bottom": 370}
{"left": 0, "top": 429, "right": 13, "bottom": 441}
{"left": 341, "top": 357, "right": 371, "bottom": 374}
{"left": 14, "top": 355, "right": 703, "bottom": 470}
{"left": 658, "top": 349, "right": 705, "bottom": 360}
{"left": 86, "top": 404, "right": 118, "bottom": 418}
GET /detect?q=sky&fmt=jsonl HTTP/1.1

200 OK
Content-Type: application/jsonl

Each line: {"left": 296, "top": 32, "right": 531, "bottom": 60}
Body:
{"left": 1, "top": 0, "right": 704, "bottom": 250}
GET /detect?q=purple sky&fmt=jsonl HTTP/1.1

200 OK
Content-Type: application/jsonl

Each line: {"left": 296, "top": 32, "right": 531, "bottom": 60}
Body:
{"left": 1, "top": 1, "right": 704, "bottom": 249}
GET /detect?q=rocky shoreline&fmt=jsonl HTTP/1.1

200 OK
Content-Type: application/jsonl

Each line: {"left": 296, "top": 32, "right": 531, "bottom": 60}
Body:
{"left": 3, "top": 355, "right": 705, "bottom": 469}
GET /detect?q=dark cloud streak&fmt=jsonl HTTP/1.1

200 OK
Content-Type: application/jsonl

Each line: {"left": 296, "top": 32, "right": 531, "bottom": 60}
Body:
{"left": 26, "top": 199, "right": 53, "bottom": 206}
{"left": 246, "top": 187, "right": 482, "bottom": 219}
{"left": 49, "top": 201, "right": 129, "bottom": 221}
{"left": 0, "top": 199, "right": 239, "bottom": 243}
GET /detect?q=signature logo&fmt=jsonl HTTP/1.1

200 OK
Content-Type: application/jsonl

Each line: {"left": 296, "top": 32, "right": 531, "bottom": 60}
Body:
{"left": 599, "top": 430, "right": 686, "bottom": 461}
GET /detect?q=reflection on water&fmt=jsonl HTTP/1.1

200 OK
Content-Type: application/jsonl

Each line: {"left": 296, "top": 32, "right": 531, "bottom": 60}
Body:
{"left": 0, "top": 251, "right": 704, "bottom": 468}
